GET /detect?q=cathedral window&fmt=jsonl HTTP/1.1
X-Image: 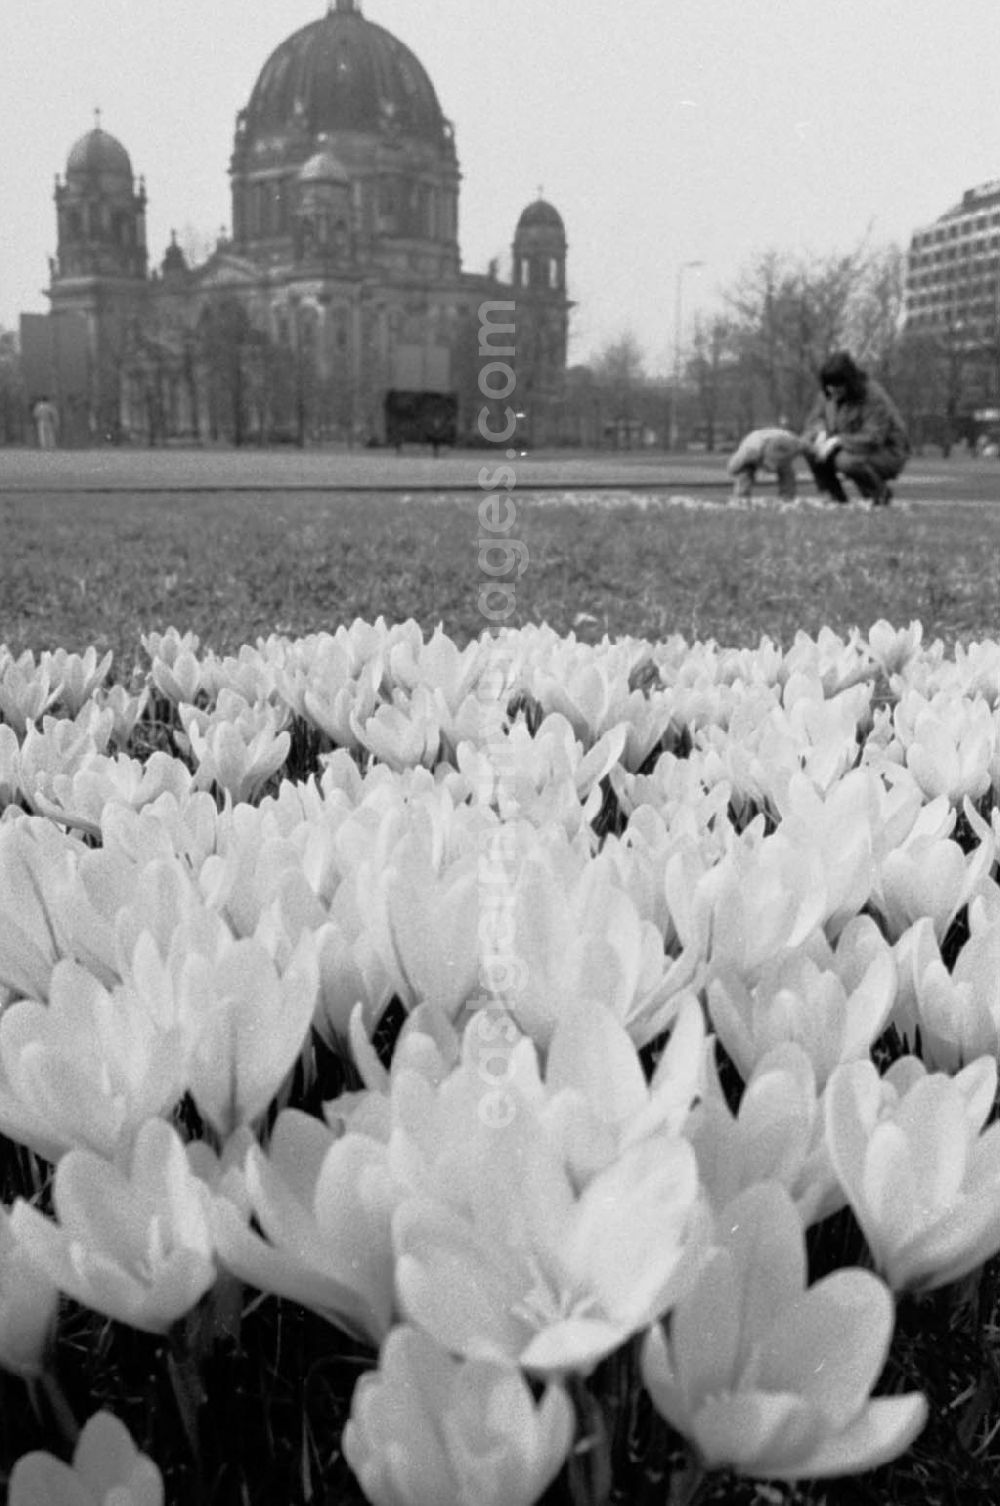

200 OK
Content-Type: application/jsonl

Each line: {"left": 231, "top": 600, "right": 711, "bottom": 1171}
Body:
{"left": 378, "top": 179, "right": 398, "bottom": 232}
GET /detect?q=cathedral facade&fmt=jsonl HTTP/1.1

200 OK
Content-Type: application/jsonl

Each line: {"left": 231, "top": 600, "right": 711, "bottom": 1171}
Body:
{"left": 39, "top": 0, "right": 570, "bottom": 446}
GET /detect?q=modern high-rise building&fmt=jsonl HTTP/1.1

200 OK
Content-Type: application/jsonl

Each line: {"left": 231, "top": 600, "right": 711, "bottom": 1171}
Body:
{"left": 25, "top": 0, "right": 571, "bottom": 446}
{"left": 904, "top": 179, "right": 1000, "bottom": 336}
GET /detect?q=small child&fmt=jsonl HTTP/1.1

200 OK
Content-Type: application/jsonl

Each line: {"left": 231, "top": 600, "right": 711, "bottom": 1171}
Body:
{"left": 727, "top": 427, "right": 807, "bottom": 501}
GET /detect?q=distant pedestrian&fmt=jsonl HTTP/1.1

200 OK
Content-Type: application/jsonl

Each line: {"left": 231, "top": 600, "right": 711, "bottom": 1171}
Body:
{"left": 727, "top": 426, "right": 806, "bottom": 501}
{"left": 32, "top": 396, "right": 59, "bottom": 450}
{"left": 802, "top": 352, "right": 909, "bottom": 506}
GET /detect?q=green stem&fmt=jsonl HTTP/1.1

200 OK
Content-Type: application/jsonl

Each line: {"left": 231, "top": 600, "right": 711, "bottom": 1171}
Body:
{"left": 34, "top": 1368, "right": 80, "bottom": 1448}
{"left": 167, "top": 1321, "right": 206, "bottom": 1469}
{"left": 666, "top": 1454, "right": 709, "bottom": 1506}
{"left": 566, "top": 1375, "right": 613, "bottom": 1506}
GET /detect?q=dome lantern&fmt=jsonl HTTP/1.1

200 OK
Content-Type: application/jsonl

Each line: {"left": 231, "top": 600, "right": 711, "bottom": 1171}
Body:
{"left": 513, "top": 195, "right": 567, "bottom": 293}
{"left": 515, "top": 196, "right": 566, "bottom": 237}
{"left": 65, "top": 120, "right": 134, "bottom": 185}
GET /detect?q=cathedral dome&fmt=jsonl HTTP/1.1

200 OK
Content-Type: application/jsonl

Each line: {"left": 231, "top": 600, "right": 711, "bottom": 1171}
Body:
{"left": 241, "top": 1, "right": 450, "bottom": 149}
{"left": 516, "top": 198, "right": 565, "bottom": 234}
{"left": 66, "top": 125, "right": 133, "bottom": 182}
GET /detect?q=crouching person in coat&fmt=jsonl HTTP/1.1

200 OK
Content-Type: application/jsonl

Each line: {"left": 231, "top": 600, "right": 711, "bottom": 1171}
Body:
{"left": 802, "top": 351, "right": 910, "bottom": 506}
{"left": 727, "top": 427, "right": 806, "bottom": 501}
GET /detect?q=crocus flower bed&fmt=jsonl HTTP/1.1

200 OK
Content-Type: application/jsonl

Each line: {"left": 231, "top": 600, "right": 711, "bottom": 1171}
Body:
{"left": 1, "top": 617, "right": 999, "bottom": 1503}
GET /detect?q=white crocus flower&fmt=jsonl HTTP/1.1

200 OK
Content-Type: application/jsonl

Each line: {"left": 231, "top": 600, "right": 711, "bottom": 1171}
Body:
{"left": 686, "top": 1041, "right": 842, "bottom": 1226}
{"left": 771, "top": 769, "right": 878, "bottom": 938}
{"left": 898, "top": 911, "right": 1000, "bottom": 1069}
{"left": 867, "top": 619, "right": 923, "bottom": 678}
{"left": 780, "top": 626, "right": 873, "bottom": 696}
{"left": 641, "top": 1183, "right": 927, "bottom": 1480}
{"left": 696, "top": 826, "right": 828, "bottom": 985}
{"left": 872, "top": 795, "right": 994, "bottom": 942}
{"left": 825, "top": 1054, "right": 1000, "bottom": 1292}
{"left": 351, "top": 686, "right": 442, "bottom": 772}
{"left": 0, "top": 1207, "right": 58, "bottom": 1378}
{"left": 144, "top": 626, "right": 203, "bottom": 706}
{"left": 486, "top": 840, "right": 689, "bottom": 1049}
{"left": 43, "top": 749, "right": 193, "bottom": 828}
{"left": 10, "top": 1118, "right": 217, "bottom": 1333}
{"left": 9, "top": 1411, "right": 163, "bottom": 1506}
{"left": 372, "top": 835, "right": 480, "bottom": 1021}
{"left": 0, "top": 956, "right": 188, "bottom": 1163}
{"left": 343, "top": 1325, "right": 574, "bottom": 1506}
{"left": 387, "top": 624, "right": 477, "bottom": 700}
{"left": 537, "top": 992, "right": 705, "bottom": 1182}
{"left": 0, "top": 817, "right": 81, "bottom": 1001}
{"left": 181, "top": 694, "right": 291, "bottom": 804}
{"left": 456, "top": 712, "right": 626, "bottom": 836}
{"left": 211, "top": 1109, "right": 396, "bottom": 1345}
{"left": 707, "top": 916, "right": 895, "bottom": 1089}
{"left": 0, "top": 652, "right": 60, "bottom": 737}
{"left": 175, "top": 932, "right": 318, "bottom": 1139}
{"left": 904, "top": 697, "right": 995, "bottom": 805}
{"left": 393, "top": 1097, "right": 704, "bottom": 1377}
{"left": 97, "top": 682, "right": 150, "bottom": 746}
{"left": 40, "top": 645, "right": 114, "bottom": 717}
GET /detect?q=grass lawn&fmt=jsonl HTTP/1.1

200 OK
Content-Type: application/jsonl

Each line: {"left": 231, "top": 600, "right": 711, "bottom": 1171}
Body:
{"left": 3, "top": 459, "right": 1000, "bottom": 1504}
{"left": 2, "top": 485, "right": 1000, "bottom": 668}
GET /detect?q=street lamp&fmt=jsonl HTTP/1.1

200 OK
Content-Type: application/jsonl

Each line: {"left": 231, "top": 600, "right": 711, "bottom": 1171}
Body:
{"left": 669, "top": 259, "right": 705, "bottom": 451}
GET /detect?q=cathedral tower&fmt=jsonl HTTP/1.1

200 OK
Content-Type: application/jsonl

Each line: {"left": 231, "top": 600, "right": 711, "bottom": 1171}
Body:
{"left": 48, "top": 116, "right": 149, "bottom": 437}
{"left": 52, "top": 116, "right": 147, "bottom": 288}
{"left": 511, "top": 198, "right": 571, "bottom": 440}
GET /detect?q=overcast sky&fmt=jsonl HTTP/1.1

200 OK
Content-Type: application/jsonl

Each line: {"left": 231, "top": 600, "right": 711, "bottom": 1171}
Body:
{"left": 2, "top": 0, "right": 1000, "bottom": 371}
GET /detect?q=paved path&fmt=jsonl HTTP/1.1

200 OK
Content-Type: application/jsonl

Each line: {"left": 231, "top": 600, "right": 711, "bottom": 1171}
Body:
{"left": 0, "top": 447, "right": 723, "bottom": 493}
{"left": 1, "top": 445, "right": 999, "bottom": 504}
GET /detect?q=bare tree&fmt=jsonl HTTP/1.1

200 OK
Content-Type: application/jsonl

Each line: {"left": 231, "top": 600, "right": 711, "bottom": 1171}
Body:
{"left": 688, "top": 315, "right": 730, "bottom": 451}
{"left": 842, "top": 245, "right": 907, "bottom": 381}
{"left": 591, "top": 330, "right": 647, "bottom": 442}
{"left": 725, "top": 246, "right": 872, "bottom": 426}
{"left": 936, "top": 316, "right": 973, "bottom": 456}
{"left": 890, "top": 329, "right": 943, "bottom": 452}
{"left": 675, "top": 240, "right": 916, "bottom": 450}
{"left": 0, "top": 328, "right": 26, "bottom": 444}
{"left": 198, "top": 295, "right": 257, "bottom": 446}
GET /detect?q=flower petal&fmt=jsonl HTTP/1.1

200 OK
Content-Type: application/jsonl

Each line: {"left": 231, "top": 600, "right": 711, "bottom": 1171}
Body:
{"left": 757, "top": 1269, "right": 894, "bottom": 1429}
{"left": 785, "top": 1394, "right": 928, "bottom": 1480}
